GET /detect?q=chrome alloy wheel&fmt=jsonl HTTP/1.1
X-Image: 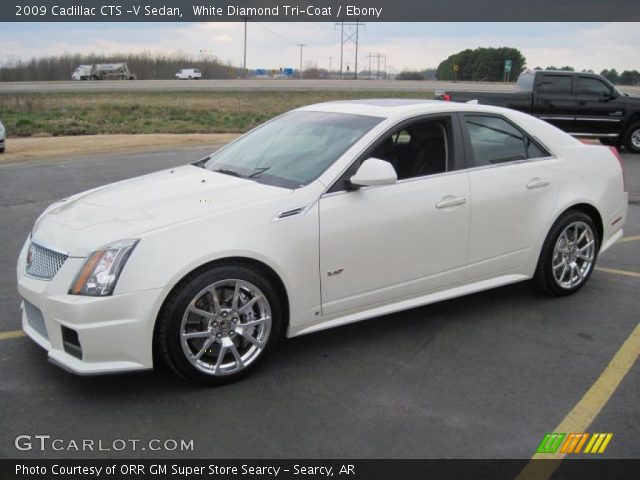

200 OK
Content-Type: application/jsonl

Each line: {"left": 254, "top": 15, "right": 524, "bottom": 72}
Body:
{"left": 631, "top": 128, "right": 640, "bottom": 150}
{"left": 180, "top": 279, "right": 272, "bottom": 376}
{"left": 551, "top": 221, "right": 596, "bottom": 289}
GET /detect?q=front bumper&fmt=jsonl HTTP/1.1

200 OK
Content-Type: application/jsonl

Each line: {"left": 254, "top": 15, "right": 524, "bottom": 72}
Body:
{"left": 17, "top": 240, "right": 162, "bottom": 375}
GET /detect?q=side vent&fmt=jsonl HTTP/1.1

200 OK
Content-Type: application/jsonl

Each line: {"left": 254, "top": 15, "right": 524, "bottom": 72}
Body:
{"left": 273, "top": 206, "right": 309, "bottom": 222}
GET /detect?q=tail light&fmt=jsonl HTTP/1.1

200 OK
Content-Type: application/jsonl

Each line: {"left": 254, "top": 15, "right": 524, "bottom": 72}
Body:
{"left": 443, "top": 93, "right": 451, "bottom": 102}
{"left": 608, "top": 146, "right": 625, "bottom": 189}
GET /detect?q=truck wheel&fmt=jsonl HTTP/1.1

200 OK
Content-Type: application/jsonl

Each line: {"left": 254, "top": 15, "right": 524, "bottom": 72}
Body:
{"left": 624, "top": 122, "right": 640, "bottom": 153}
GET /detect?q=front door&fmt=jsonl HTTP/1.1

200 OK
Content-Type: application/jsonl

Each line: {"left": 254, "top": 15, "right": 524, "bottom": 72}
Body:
{"left": 319, "top": 115, "right": 470, "bottom": 316}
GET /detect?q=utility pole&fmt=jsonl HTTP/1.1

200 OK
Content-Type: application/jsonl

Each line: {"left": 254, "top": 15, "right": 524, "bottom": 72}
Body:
{"left": 297, "top": 44, "right": 307, "bottom": 79}
{"left": 336, "top": 20, "right": 364, "bottom": 80}
{"left": 326, "top": 56, "right": 333, "bottom": 74}
{"left": 243, "top": 17, "right": 248, "bottom": 79}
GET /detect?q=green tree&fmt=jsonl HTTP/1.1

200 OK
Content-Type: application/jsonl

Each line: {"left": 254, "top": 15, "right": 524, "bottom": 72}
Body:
{"left": 619, "top": 70, "right": 640, "bottom": 85}
{"left": 600, "top": 69, "right": 620, "bottom": 84}
{"left": 436, "top": 47, "right": 526, "bottom": 82}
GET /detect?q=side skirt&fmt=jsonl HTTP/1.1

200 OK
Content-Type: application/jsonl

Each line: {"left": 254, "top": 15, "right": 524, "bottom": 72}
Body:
{"left": 288, "top": 274, "right": 530, "bottom": 337}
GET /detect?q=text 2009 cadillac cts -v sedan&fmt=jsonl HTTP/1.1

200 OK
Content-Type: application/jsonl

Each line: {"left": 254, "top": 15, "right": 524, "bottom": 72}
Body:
{"left": 17, "top": 100, "right": 627, "bottom": 384}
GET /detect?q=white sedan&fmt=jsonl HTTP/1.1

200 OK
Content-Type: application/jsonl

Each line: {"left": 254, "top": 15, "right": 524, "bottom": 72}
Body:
{"left": 17, "top": 100, "right": 627, "bottom": 384}
{"left": 0, "top": 120, "right": 6, "bottom": 153}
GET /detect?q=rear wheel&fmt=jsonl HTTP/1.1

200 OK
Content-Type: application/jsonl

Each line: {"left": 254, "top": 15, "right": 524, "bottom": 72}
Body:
{"left": 624, "top": 122, "right": 640, "bottom": 153}
{"left": 534, "top": 211, "right": 599, "bottom": 296}
{"left": 156, "top": 264, "right": 282, "bottom": 385}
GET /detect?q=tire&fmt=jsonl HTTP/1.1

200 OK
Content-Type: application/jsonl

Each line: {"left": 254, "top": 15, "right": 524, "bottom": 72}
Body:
{"left": 0, "top": 147, "right": 5, "bottom": 154}
{"left": 623, "top": 122, "right": 640, "bottom": 153}
{"left": 533, "top": 210, "right": 599, "bottom": 296}
{"left": 156, "top": 264, "right": 282, "bottom": 385}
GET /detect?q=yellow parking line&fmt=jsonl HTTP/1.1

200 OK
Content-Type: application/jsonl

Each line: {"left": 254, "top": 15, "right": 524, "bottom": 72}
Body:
{"left": 595, "top": 266, "right": 640, "bottom": 279}
{"left": 0, "top": 330, "right": 26, "bottom": 341}
{"left": 516, "top": 322, "right": 640, "bottom": 479}
{"left": 618, "top": 235, "right": 640, "bottom": 244}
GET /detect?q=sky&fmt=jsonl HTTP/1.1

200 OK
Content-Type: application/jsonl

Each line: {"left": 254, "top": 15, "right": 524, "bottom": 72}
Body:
{"left": 0, "top": 22, "right": 639, "bottom": 73}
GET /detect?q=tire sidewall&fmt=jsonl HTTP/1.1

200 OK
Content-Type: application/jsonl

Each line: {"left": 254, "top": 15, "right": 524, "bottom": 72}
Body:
{"left": 624, "top": 122, "right": 640, "bottom": 153}
{"left": 537, "top": 211, "right": 600, "bottom": 296}
{"left": 159, "top": 265, "right": 282, "bottom": 385}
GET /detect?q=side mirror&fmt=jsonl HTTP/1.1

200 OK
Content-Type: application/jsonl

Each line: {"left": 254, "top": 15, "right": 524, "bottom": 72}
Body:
{"left": 349, "top": 158, "right": 397, "bottom": 188}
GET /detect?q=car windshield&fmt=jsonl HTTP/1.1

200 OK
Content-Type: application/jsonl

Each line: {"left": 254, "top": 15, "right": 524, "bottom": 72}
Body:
{"left": 201, "top": 111, "right": 383, "bottom": 188}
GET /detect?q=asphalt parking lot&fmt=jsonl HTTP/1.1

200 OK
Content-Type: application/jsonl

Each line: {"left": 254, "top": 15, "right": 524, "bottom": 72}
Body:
{"left": 0, "top": 147, "right": 638, "bottom": 460}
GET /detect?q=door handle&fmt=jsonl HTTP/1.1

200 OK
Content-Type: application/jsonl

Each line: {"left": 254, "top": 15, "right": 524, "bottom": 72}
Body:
{"left": 436, "top": 195, "right": 466, "bottom": 209}
{"left": 526, "top": 178, "right": 551, "bottom": 189}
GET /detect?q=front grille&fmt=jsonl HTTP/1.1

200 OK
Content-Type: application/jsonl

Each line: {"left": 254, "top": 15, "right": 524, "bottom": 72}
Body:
{"left": 23, "top": 299, "right": 48, "bottom": 339}
{"left": 25, "top": 241, "right": 68, "bottom": 280}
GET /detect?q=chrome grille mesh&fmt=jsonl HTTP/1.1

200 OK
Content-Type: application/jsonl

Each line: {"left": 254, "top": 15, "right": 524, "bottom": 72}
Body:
{"left": 25, "top": 242, "right": 68, "bottom": 280}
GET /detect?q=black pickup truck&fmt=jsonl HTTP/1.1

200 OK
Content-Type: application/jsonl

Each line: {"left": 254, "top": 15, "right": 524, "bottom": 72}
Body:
{"left": 436, "top": 70, "right": 640, "bottom": 153}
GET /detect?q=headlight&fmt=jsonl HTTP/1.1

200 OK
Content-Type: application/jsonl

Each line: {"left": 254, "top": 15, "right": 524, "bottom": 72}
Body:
{"left": 69, "top": 239, "right": 139, "bottom": 296}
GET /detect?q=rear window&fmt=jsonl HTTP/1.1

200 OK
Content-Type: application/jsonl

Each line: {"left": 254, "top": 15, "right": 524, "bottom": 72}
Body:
{"left": 464, "top": 115, "right": 549, "bottom": 166}
{"left": 539, "top": 75, "right": 572, "bottom": 94}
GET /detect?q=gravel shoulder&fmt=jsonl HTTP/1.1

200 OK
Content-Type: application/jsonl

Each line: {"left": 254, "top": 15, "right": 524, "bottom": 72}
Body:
{"left": 0, "top": 133, "right": 239, "bottom": 164}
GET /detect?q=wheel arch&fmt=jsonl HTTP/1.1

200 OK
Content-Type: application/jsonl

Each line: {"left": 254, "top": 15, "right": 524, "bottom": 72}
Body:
{"left": 546, "top": 202, "right": 604, "bottom": 249}
{"left": 152, "top": 256, "right": 290, "bottom": 361}
{"left": 622, "top": 112, "right": 640, "bottom": 132}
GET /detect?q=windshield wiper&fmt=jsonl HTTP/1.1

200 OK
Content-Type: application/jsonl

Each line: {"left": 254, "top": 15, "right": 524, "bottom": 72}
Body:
{"left": 214, "top": 168, "right": 244, "bottom": 178}
{"left": 248, "top": 166, "right": 271, "bottom": 178}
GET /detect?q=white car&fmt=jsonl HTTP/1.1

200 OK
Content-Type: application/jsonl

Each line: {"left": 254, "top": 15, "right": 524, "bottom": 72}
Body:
{"left": 17, "top": 100, "right": 627, "bottom": 384}
{"left": 0, "top": 120, "right": 5, "bottom": 153}
{"left": 175, "top": 68, "right": 202, "bottom": 80}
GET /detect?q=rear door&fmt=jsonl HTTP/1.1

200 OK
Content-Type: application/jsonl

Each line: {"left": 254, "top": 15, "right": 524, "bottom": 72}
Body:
{"left": 461, "top": 113, "right": 563, "bottom": 281}
{"left": 533, "top": 73, "right": 577, "bottom": 132}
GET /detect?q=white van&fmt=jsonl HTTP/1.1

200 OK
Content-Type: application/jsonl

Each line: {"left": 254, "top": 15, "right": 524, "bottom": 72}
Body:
{"left": 175, "top": 68, "right": 202, "bottom": 80}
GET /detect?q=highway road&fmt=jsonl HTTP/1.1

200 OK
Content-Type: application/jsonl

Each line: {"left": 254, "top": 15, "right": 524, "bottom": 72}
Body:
{"left": 2, "top": 79, "right": 640, "bottom": 94}
{"left": 0, "top": 145, "right": 638, "bottom": 459}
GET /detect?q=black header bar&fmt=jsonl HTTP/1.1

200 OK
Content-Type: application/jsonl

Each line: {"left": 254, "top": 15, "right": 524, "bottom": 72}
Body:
{"left": 3, "top": 0, "right": 640, "bottom": 22}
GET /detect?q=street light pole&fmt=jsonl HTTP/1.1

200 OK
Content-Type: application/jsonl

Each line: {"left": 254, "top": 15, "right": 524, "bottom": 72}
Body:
{"left": 243, "top": 17, "right": 248, "bottom": 79}
{"left": 297, "top": 44, "right": 307, "bottom": 79}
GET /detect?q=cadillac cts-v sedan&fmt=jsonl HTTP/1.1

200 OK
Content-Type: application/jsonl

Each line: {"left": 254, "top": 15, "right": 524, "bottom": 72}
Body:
{"left": 17, "top": 100, "right": 627, "bottom": 384}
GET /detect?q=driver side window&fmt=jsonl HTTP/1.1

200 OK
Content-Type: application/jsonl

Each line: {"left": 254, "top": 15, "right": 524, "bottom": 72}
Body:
{"left": 369, "top": 118, "right": 450, "bottom": 181}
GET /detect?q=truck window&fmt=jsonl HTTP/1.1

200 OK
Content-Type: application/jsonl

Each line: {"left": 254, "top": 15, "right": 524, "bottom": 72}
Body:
{"left": 464, "top": 115, "right": 548, "bottom": 166}
{"left": 577, "top": 77, "right": 611, "bottom": 96}
{"left": 539, "top": 75, "right": 572, "bottom": 94}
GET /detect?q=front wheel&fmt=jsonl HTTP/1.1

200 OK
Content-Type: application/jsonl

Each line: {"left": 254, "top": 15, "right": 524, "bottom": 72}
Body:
{"left": 156, "top": 264, "right": 282, "bottom": 385}
{"left": 534, "top": 211, "right": 599, "bottom": 296}
{"left": 624, "top": 122, "right": 640, "bottom": 153}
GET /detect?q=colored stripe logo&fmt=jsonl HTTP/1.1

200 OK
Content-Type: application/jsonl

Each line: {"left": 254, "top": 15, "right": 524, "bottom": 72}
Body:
{"left": 536, "top": 433, "right": 612, "bottom": 454}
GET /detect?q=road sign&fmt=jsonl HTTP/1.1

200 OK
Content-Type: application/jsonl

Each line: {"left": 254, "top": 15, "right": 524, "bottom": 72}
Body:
{"left": 255, "top": 68, "right": 267, "bottom": 76}
{"left": 453, "top": 64, "right": 459, "bottom": 72}
{"left": 283, "top": 68, "right": 294, "bottom": 77}
{"left": 504, "top": 59, "right": 512, "bottom": 72}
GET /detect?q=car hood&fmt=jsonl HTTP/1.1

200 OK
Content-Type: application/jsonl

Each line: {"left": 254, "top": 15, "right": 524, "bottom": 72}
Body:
{"left": 622, "top": 92, "right": 640, "bottom": 102}
{"left": 32, "top": 165, "right": 292, "bottom": 256}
